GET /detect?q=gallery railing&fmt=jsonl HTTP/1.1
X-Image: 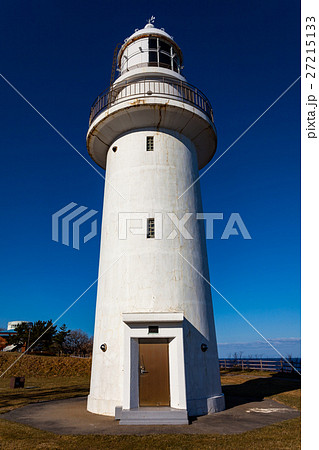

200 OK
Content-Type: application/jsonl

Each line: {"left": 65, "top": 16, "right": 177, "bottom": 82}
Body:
{"left": 89, "top": 77, "right": 215, "bottom": 128}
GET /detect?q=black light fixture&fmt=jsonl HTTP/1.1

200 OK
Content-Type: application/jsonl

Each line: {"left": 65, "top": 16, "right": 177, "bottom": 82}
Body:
{"left": 100, "top": 343, "right": 107, "bottom": 352}
{"left": 201, "top": 343, "right": 208, "bottom": 352}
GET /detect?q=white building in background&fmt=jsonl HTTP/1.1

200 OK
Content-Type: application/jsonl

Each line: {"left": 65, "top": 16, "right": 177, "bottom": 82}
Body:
{"left": 7, "top": 321, "right": 32, "bottom": 331}
{"left": 86, "top": 19, "right": 225, "bottom": 425}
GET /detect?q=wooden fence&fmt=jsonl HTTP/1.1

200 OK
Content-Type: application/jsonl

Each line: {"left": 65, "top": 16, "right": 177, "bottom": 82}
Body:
{"left": 219, "top": 358, "right": 301, "bottom": 373}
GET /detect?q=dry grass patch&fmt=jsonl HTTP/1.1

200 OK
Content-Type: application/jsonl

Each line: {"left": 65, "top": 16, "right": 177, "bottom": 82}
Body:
{"left": 0, "top": 376, "right": 90, "bottom": 414}
{"left": 0, "top": 353, "right": 91, "bottom": 378}
{"left": 0, "top": 417, "right": 300, "bottom": 449}
{"left": 0, "top": 364, "right": 300, "bottom": 448}
{"left": 0, "top": 353, "right": 90, "bottom": 414}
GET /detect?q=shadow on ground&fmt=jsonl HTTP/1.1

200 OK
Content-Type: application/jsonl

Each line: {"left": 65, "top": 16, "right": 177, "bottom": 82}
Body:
{"left": 222, "top": 372, "right": 301, "bottom": 409}
{"left": 0, "top": 385, "right": 89, "bottom": 413}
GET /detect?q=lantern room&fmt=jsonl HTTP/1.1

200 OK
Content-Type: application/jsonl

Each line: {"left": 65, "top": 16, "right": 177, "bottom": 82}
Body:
{"left": 117, "top": 22, "right": 183, "bottom": 76}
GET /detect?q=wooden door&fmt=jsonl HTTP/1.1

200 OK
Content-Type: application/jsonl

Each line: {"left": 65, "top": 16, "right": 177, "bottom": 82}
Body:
{"left": 139, "top": 339, "right": 170, "bottom": 406}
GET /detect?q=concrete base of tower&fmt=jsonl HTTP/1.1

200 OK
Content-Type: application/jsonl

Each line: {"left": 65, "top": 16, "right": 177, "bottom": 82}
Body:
{"left": 87, "top": 395, "right": 116, "bottom": 417}
{"left": 208, "top": 393, "right": 226, "bottom": 413}
{"left": 187, "top": 393, "right": 225, "bottom": 417}
{"left": 87, "top": 393, "right": 225, "bottom": 420}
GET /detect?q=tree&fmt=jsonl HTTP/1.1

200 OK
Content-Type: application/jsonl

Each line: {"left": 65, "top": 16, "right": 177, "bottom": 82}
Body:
{"left": 63, "top": 329, "right": 93, "bottom": 356}
{"left": 6, "top": 322, "right": 30, "bottom": 347}
{"left": 83, "top": 336, "right": 93, "bottom": 357}
{"left": 30, "top": 320, "right": 57, "bottom": 352}
{"left": 7, "top": 320, "right": 57, "bottom": 352}
{"left": 53, "top": 324, "right": 70, "bottom": 355}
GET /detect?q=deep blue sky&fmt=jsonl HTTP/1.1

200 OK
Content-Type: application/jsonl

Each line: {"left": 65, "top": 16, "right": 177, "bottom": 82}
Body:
{"left": 0, "top": 0, "right": 300, "bottom": 357}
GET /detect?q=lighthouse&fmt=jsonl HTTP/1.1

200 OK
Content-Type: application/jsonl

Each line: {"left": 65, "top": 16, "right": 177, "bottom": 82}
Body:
{"left": 86, "top": 19, "right": 225, "bottom": 425}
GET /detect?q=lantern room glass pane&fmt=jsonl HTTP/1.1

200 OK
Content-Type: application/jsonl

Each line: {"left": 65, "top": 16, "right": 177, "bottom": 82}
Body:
{"left": 159, "top": 52, "right": 171, "bottom": 67}
{"left": 147, "top": 37, "right": 180, "bottom": 72}
{"left": 149, "top": 38, "right": 157, "bottom": 49}
{"left": 149, "top": 49, "right": 158, "bottom": 63}
{"left": 159, "top": 40, "right": 170, "bottom": 53}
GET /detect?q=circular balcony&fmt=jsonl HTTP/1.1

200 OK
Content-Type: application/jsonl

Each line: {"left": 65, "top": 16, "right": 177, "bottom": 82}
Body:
{"left": 89, "top": 77, "right": 216, "bottom": 131}
{"left": 87, "top": 77, "right": 217, "bottom": 170}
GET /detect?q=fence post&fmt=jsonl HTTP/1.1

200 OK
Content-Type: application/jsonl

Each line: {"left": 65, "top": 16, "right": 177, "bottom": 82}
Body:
{"left": 260, "top": 359, "right": 263, "bottom": 370}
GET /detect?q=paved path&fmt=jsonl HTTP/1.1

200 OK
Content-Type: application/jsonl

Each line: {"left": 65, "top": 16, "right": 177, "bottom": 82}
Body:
{"left": 2, "top": 396, "right": 300, "bottom": 435}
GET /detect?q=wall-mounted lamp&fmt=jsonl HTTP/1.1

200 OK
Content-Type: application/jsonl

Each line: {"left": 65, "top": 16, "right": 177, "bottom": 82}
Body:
{"left": 201, "top": 343, "right": 208, "bottom": 352}
{"left": 100, "top": 343, "right": 107, "bottom": 352}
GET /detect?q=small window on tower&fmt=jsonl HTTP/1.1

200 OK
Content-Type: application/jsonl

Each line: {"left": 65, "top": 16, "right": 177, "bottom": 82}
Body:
{"left": 147, "top": 218, "right": 155, "bottom": 239}
{"left": 148, "top": 325, "right": 159, "bottom": 334}
{"left": 146, "top": 136, "right": 154, "bottom": 151}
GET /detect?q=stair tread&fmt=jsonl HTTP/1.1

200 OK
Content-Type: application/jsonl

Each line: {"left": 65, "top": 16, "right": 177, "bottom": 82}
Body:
{"left": 119, "top": 407, "right": 188, "bottom": 425}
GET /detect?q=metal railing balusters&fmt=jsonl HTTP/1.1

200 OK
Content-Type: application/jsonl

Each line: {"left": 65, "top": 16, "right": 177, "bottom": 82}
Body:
{"left": 89, "top": 77, "right": 215, "bottom": 126}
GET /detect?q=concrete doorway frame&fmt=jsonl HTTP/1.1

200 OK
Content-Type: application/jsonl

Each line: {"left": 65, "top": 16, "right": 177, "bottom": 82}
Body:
{"left": 122, "top": 312, "right": 187, "bottom": 411}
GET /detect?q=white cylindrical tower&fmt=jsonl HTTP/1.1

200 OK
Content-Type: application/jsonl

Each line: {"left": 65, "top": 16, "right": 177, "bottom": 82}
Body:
{"left": 87, "top": 20, "right": 225, "bottom": 424}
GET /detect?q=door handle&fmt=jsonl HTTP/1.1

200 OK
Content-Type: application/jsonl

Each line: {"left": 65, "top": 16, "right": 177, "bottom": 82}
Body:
{"left": 140, "top": 367, "right": 148, "bottom": 374}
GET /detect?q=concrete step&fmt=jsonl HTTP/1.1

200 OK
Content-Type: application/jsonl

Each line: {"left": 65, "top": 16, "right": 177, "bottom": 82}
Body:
{"left": 119, "top": 407, "right": 189, "bottom": 425}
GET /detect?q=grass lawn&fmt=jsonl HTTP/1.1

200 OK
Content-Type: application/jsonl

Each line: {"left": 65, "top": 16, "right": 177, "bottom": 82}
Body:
{"left": 0, "top": 418, "right": 301, "bottom": 450}
{"left": 0, "top": 376, "right": 90, "bottom": 414}
{"left": 0, "top": 369, "right": 300, "bottom": 449}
